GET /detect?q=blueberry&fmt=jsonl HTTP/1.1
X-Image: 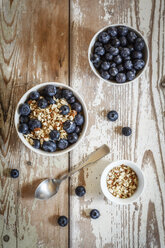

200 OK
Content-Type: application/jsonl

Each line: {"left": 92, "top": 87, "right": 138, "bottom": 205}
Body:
{"left": 107, "top": 110, "right": 118, "bottom": 121}
{"left": 109, "top": 46, "right": 119, "bottom": 56}
{"left": 60, "top": 105, "right": 70, "bottom": 115}
{"left": 134, "top": 37, "right": 145, "bottom": 51}
{"left": 74, "top": 114, "right": 84, "bottom": 126}
{"left": 32, "top": 139, "right": 40, "bottom": 149}
{"left": 113, "top": 55, "right": 122, "bottom": 64}
{"left": 75, "top": 126, "right": 81, "bottom": 134}
{"left": 62, "top": 89, "right": 73, "bottom": 100}
{"left": 71, "top": 102, "right": 82, "bottom": 112}
{"left": 57, "top": 139, "right": 69, "bottom": 150}
{"left": 98, "top": 31, "right": 110, "bottom": 44}
{"left": 104, "top": 43, "right": 112, "bottom": 52}
{"left": 116, "top": 73, "right": 126, "bottom": 83}
{"left": 100, "top": 70, "right": 110, "bottom": 80}
{"left": 120, "top": 48, "right": 130, "bottom": 58}
{"left": 63, "top": 120, "right": 76, "bottom": 133}
{"left": 93, "top": 61, "right": 101, "bottom": 69}
{"left": 19, "top": 115, "right": 29, "bottom": 124}
{"left": 94, "top": 41, "right": 103, "bottom": 48}
{"left": 90, "top": 54, "right": 100, "bottom": 64}
{"left": 68, "top": 133, "right": 78, "bottom": 144}
{"left": 28, "top": 119, "right": 42, "bottom": 131}
{"left": 75, "top": 186, "right": 86, "bottom": 197}
{"left": 18, "top": 123, "right": 29, "bottom": 134}
{"left": 118, "top": 26, "right": 128, "bottom": 36}
{"left": 29, "top": 91, "right": 40, "bottom": 100}
{"left": 119, "top": 36, "right": 127, "bottom": 46}
{"left": 90, "top": 209, "right": 100, "bottom": 219}
{"left": 19, "top": 103, "right": 31, "bottom": 116}
{"left": 131, "top": 51, "right": 143, "bottom": 59}
{"left": 127, "top": 31, "right": 137, "bottom": 43}
{"left": 126, "top": 70, "right": 136, "bottom": 81}
{"left": 109, "top": 67, "right": 118, "bottom": 77}
{"left": 109, "top": 62, "right": 116, "bottom": 68}
{"left": 58, "top": 216, "right": 68, "bottom": 227}
{"left": 95, "top": 46, "right": 105, "bottom": 56}
{"left": 67, "top": 96, "right": 76, "bottom": 104}
{"left": 105, "top": 53, "right": 113, "bottom": 61}
{"left": 124, "top": 60, "right": 133, "bottom": 70}
{"left": 37, "top": 98, "right": 48, "bottom": 109}
{"left": 123, "top": 56, "right": 131, "bottom": 61}
{"left": 127, "top": 44, "right": 134, "bottom": 52}
{"left": 107, "top": 27, "right": 118, "bottom": 37}
{"left": 111, "top": 37, "right": 120, "bottom": 47}
{"left": 55, "top": 88, "right": 62, "bottom": 99}
{"left": 44, "top": 85, "right": 56, "bottom": 96}
{"left": 133, "top": 59, "right": 145, "bottom": 70}
{"left": 45, "top": 96, "right": 56, "bottom": 105}
{"left": 122, "top": 127, "right": 132, "bottom": 136}
{"left": 42, "top": 141, "right": 56, "bottom": 152}
{"left": 101, "top": 61, "right": 111, "bottom": 70}
{"left": 49, "top": 130, "right": 60, "bottom": 141}
{"left": 10, "top": 169, "right": 19, "bottom": 178}
{"left": 117, "top": 64, "right": 125, "bottom": 72}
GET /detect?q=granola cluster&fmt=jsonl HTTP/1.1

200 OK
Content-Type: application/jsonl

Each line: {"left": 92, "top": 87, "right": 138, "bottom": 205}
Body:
{"left": 106, "top": 165, "right": 138, "bottom": 199}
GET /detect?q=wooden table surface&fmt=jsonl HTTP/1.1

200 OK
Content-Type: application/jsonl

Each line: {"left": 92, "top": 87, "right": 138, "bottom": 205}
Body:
{"left": 0, "top": 0, "right": 165, "bottom": 247}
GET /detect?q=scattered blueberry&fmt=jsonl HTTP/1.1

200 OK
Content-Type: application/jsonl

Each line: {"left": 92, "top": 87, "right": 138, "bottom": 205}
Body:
{"left": 75, "top": 126, "right": 81, "bottom": 134}
{"left": 75, "top": 186, "right": 86, "bottom": 197}
{"left": 44, "top": 85, "right": 56, "bottom": 96}
{"left": 119, "top": 36, "right": 127, "bottom": 46}
{"left": 32, "top": 139, "right": 40, "bottom": 149}
{"left": 100, "top": 70, "right": 110, "bottom": 80}
{"left": 45, "top": 96, "right": 56, "bottom": 105}
{"left": 122, "top": 127, "right": 132, "bottom": 136}
{"left": 90, "top": 209, "right": 100, "bottom": 219}
{"left": 134, "top": 38, "right": 145, "bottom": 51}
{"left": 107, "top": 27, "right": 118, "bottom": 37}
{"left": 105, "top": 53, "right": 113, "bottom": 61}
{"left": 111, "top": 37, "right": 120, "bottom": 47}
{"left": 113, "top": 55, "right": 122, "bottom": 64}
{"left": 62, "top": 89, "right": 73, "bottom": 100}
{"left": 127, "top": 31, "right": 137, "bottom": 43}
{"left": 109, "top": 46, "right": 119, "bottom": 56}
{"left": 37, "top": 98, "right": 48, "bottom": 109}
{"left": 49, "top": 130, "right": 60, "bottom": 141}
{"left": 116, "top": 73, "right": 126, "bottom": 83}
{"left": 120, "top": 48, "right": 130, "bottom": 58}
{"left": 29, "top": 91, "right": 40, "bottom": 100}
{"left": 71, "top": 102, "right": 82, "bottom": 112}
{"left": 90, "top": 54, "right": 100, "bottom": 64}
{"left": 60, "top": 105, "right": 70, "bottom": 115}
{"left": 98, "top": 31, "right": 110, "bottom": 44}
{"left": 124, "top": 60, "right": 133, "bottom": 70}
{"left": 74, "top": 114, "right": 84, "bottom": 126}
{"left": 28, "top": 119, "right": 42, "bottom": 131}
{"left": 131, "top": 51, "right": 143, "bottom": 59}
{"left": 95, "top": 46, "right": 105, "bottom": 56}
{"left": 19, "top": 115, "right": 29, "bottom": 124}
{"left": 107, "top": 111, "right": 118, "bottom": 121}
{"left": 18, "top": 123, "right": 29, "bottom": 134}
{"left": 118, "top": 26, "right": 128, "bottom": 36}
{"left": 101, "top": 61, "right": 111, "bottom": 70}
{"left": 133, "top": 59, "right": 145, "bottom": 70}
{"left": 109, "top": 67, "right": 118, "bottom": 77}
{"left": 63, "top": 120, "right": 76, "bottom": 133}
{"left": 58, "top": 216, "right": 68, "bottom": 227}
{"left": 57, "top": 139, "right": 69, "bottom": 150}
{"left": 42, "top": 141, "right": 56, "bottom": 152}
{"left": 19, "top": 103, "right": 31, "bottom": 116}
{"left": 10, "top": 169, "right": 19, "bottom": 178}
{"left": 68, "top": 133, "right": 78, "bottom": 144}
{"left": 126, "top": 70, "right": 136, "bottom": 81}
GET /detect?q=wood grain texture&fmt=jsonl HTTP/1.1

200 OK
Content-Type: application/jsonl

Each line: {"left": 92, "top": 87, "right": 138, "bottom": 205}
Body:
{"left": 0, "top": 0, "right": 69, "bottom": 248}
{"left": 70, "top": 0, "right": 165, "bottom": 248}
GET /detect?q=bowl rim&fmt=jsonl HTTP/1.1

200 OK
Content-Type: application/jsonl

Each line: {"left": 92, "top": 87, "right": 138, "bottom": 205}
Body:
{"left": 88, "top": 23, "right": 149, "bottom": 86}
{"left": 14, "top": 82, "right": 88, "bottom": 156}
{"left": 100, "top": 160, "right": 145, "bottom": 204}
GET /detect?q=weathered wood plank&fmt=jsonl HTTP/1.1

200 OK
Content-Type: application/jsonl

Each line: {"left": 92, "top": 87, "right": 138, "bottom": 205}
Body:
{"left": 0, "top": 0, "right": 69, "bottom": 248}
{"left": 70, "top": 0, "right": 165, "bottom": 247}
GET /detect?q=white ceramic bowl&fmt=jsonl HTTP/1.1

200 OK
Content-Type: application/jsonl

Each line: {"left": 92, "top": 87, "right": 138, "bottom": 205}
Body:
{"left": 100, "top": 160, "right": 145, "bottom": 204}
{"left": 88, "top": 24, "right": 149, "bottom": 85}
{"left": 14, "top": 82, "right": 88, "bottom": 156}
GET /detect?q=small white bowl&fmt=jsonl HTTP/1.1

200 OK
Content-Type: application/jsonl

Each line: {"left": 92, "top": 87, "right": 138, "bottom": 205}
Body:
{"left": 14, "top": 82, "right": 88, "bottom": 156}
{"left": 100, "top": 160, "right": 145, "bottom": 204}
{"left": 88, "top": 24, "right": 149, "bottom": 85}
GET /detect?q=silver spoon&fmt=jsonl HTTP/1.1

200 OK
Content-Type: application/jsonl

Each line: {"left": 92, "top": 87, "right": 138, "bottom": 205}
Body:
{"left": 35, "top": 144, "right": 110, "bottom": 200}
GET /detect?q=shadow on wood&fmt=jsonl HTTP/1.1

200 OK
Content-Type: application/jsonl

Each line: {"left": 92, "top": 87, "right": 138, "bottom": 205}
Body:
{"left": 21, "top": 178, "right": 47, "bottom": 199}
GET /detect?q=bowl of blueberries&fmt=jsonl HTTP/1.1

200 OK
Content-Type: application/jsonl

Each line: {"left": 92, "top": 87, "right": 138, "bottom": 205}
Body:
{"left": 88, "top": 24, "right": 149, "bottom": 85}
{"left": 14, "top": 82, "right": 88, "bottom": 156}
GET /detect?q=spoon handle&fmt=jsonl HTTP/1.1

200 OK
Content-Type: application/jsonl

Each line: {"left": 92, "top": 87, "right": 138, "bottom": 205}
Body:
{"left": 60, "top": 144, "right": 110, "bottom": 181}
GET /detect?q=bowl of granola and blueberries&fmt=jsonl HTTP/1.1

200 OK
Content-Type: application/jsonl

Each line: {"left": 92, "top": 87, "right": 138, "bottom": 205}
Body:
{"left": 88, "top": 24, "right": 149, "bottom": 85}
{"left": 14, "top": 82, "right": 88, "bottom": 156}
{"left": 100, "top": 160, "right": 145, "bottom": 204}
